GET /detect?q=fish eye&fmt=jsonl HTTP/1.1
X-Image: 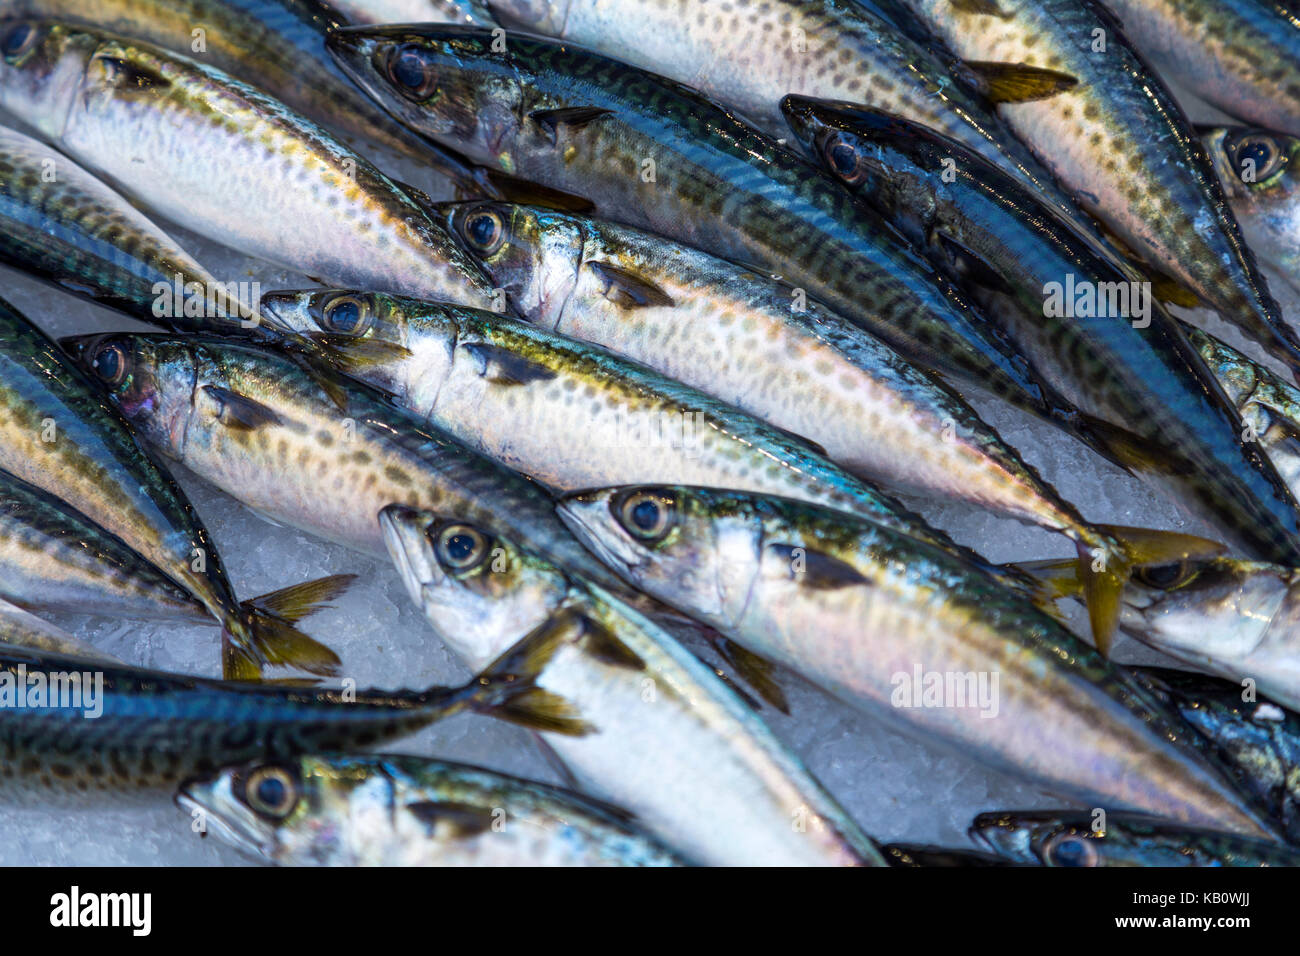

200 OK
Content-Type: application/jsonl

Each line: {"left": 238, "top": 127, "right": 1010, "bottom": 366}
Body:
{"left": 1, "top": 22, "right": 38, "bottom": 61}
{"left": 1227, "top": 132, "right": 1285, "bottom": 183}
{"left": 616, "top": 490, "right": 676, "bottom": 543}
{"left": 824, "top": 133, "right": 866, "bottom": 185}
{"left": 460, "top": 209, "right": 505, "bottom": 255}
{"left": 386, "top": 43, "right": 439, "bottom": 100}
{"left": 1135, "top": 560, "right": 1195, "bottom": 590}
{"left": 320, "top": 294, "right": 371, "bottom": 336}
{"left": 244, "top": 765, "right": 298, "bottom": 819}
{"left": 432, "top": 523, "right": 491, "bottom": 572}
{"left": 88, "top": 342, "right": 129, "bottom": 386}
{"left": 1042, "top": 831, "right": 1099, "bottom": 867}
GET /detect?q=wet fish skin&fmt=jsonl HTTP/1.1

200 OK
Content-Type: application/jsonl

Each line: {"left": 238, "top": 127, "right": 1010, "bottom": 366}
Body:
{"left": 1130, "top": 665, "right": 1300, "bottom": 845}
{"left": 329, "top": 0, "right": 494, "bottom": 23}
{"left": 782, "top": 96, "right": 1300, "bottom": 567}
{"left": 557, "top": 483, "right": 1273, "bottom": 836}
{"left": 0, "top": 599, "right": 124, "bottom": 662}
{"left": 62, "top": 330, "right": 630, "bottom": 603}
{"left": 1099, "top": 0, "right": 1300, "bottom": 137}
{"left": 0, "top": 467, "right": 206, "bottom": 622}
{"left": 0, "top": 0, "right": 499, "bottom": 192}
{"left": 1201, "top": 124, "right": 1300, "bottom": 295}
{"left": 326, "top": 23, "right": 1079, "bottom": 425}
{"left": 178, "top": 753, "right": 688, "bottom": 866}
{"left": 972, "top": 809, "right": 1300, "bottom": 866}
{"left": 0, "top": 19, "right": 497, "bottom": 309}
{"left": 896, "top": 0, "right": 1300, "bottom": 378}
{"left": 0, "top": 122, "right": 262, "bottom": 329}
{"left": 882, "top": 843, "right": 1016, "bottom": 867}
{"left": 0, "top": 641, "right": 568, "bottom": 803}
{"left": 380, "top": 502, "right": 884, "bottom": 865}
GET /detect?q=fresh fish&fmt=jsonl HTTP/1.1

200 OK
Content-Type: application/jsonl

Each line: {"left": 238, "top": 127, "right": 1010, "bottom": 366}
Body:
{"left": 1131, "top": 665, "right": 1300, "bottom": 844}
{"left": 0, "top": 122, "right": 260, "bottom": 328}
{"left": 1099, "top": 0, "right": 1300, "bottom": 136}
{"left": 483, "top": 0, "right": 1087, "bottom": 222}
{"left": 325, "top": 23, "right": 1083, "bottom": 427}
{"left": 882, "top": 843, "right": 1015, "bottom": 867}
{"left": 0, "top": 0, "right": 501, "bottom": 193}
{"left": 781, "top": 97, "right": 1300, "bottom": 573}
{"left": 0, "top": 466, "right": 206, "bottom": 622}
{"left": 330, "top": 0, "right": 494, "bottom": 23}
{"left": 972, "top": 809, "right": 1300, "bottom": 866}
{"left": 894, "top": 0, "right": 1300, "bottom": 378}
{"left": 178, "top": 753, "right": 687, "bottom": 866}
{"left": 1201, "top": 124, "right": 1300, "bottom": 295}
{"left": 557, "top": 484, "right": 1273, "bottom": 835}
{"left": 0, "top": 598, "right": 123, "bottom": 662}
{"left": 60, "top": 331, "right": 632, "bottom": 603}
{"left": 379, "top": 502, "right": 884, "bottom": 865}
{"left": 0, "top": 19, "right": 497, "bottom": 309}
{"left": 0, "top": 636, "right": 584, "bottom": 802}
{"left": 0, "top": 297, "right": 340, "bottom": 680}
{"left": 425, "top": 201, "right": 1229, "bottom": 645}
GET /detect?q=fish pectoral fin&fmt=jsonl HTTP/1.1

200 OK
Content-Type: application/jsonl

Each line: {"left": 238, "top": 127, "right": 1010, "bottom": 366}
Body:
{"left": 929, "top": 229, "right": 1016, "bottom": 297}
{"left": 767, "top": 542, "right": 870, "bottom": 590}
{"left": 404, "top": 800, "right": 497, "bottom": 838}
{"left": 768, "top": 423, "right": 830, "bottom": 460}
{"left": 461, "top": 341, "right": 558, "bottom": 386}
{"left": 574, "top": 612, "right": 646, "bottom": 670}
{"left": 308, "top": 331, "right": 414, "bottom": 372}
{"left": 201, "top": 384, "right": 283, "bottom": 431}
{"left": 468, "top": 610, "right": 595, "bottom": 736}
{"left": 243, "top": 573, "right": 358, "bottom": 624}
{"left": 1096, "top": 224, "right": 1203, "bottom": 308}
{"left": 715, "top": 637, "right": 790, "bottom": 715}
{"left": 949, "top": 0, "right": 1010, "bottom": 17}
{"left": 957, "top": 60, "right": 1078, "bottom": 103}
{"left": 95, "top": 55, "right": 171, "bottom": 92}
{"left": 585, "top": 260, "right": 676, "bottom": 309}
{"left": 528, "top": 106, "right": 614, "bottom": 145}
{"left": 1010, "top": 557, "right": 1084, "bottom": 599}
{"left": 472, "top": 169, "right": 597, "bottom": 212}
{"left": 1074, "top": 413, "right": 1188, "bottom": 477}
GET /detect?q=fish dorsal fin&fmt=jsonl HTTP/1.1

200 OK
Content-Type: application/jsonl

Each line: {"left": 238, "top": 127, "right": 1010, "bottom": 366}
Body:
{"left": 958, "top": 60, "right": 1078, "bottom": 103}
{"left": 529, "top": 106, "right": 614, "bottom": 145}
{"left": 404, "top": 800, "right": 497, "bottom": 838}
{"left": 96, "top": 55, "right": 170, "bottom": 92}
{"left": 766, "top": 542, "right": 870, "bottom": 590}
{"left": 585, "top": 260, "right": 676, "bottom": 309}
{"left": 461, "top": 341, "right": 558, "bottom": 386}
{"left": 202, "top": 385, "right": 283, "bottom": 430}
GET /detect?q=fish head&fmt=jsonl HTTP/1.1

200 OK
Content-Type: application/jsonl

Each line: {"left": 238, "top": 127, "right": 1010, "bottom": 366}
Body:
{"left": 558, "top": 485, "right": 765, "bottom": 628}
{"left": 970, "top": 811, "right": 1106, "bottom": 867}
{"left": 1120, "top": 556, "right": 1294, "bottom": 661}
{"left": 380, "top": 503, "right": 567, "bottom": 664}
{"left": 62, "top": 332, "right": 197, "bottom": 454}
{"left": 0, "top": 20, "right": 97, "bottom": 139}
{"left": 1200, "top": 125, "right": 1300, "bottom": 278}
{"left": 481, "top": 0, "right": 570, "bottom": 33}
{"left": 177, "top": 757, "right": 351, "bottom": 865}
{"left": 438, "top": 200, "right": 584, "bottom": 328}
{"left": 327, "top": 25, "right": 523, "bottom": 170}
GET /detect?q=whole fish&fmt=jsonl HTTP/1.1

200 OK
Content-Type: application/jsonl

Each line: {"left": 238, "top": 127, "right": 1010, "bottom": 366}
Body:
{"left": 178, "top": 753, "right": 687, "bottom": 866}
{"left": 1099, "top": 0, "right": 1300, "bottom": 137}
{"left": 325, "top": 23, "right": 1081, "bottom": 426}
{"left": 0, "top": 297, "right": 339, "bottom": 680}
{"left": 0, "top": 637, "right": 583, "bottom": 803}
{"left": 1201, "top": 124, "right": 1300, "bottom": 295}
{"left": 1131, "top": 665, "right": 1300, "bottom": 844}
{"left": 557, "top": 484, "right": 1272, "bottom": 835}
{"left": 882, "top": 843, "right": 1014, "bottom": 867}
{"left": 894, "top": 0, "right": 1300, "bottom": 378}
{"left": 972, "top": 810, "right": 1300, "bottom": 866}
{"left": 780, "top": 97, "right": 1300, "bottom": 574}
{"left": 380, "top": 502, "right": 884, "bottom": 865}
{"left": 0, "top": 122, "right": 260, "bottom": 328}
{"left": 0, "top": 0, "right": 502, "bottom": 194}
{"left": 0, "top": 20, "right": 497, "bottom": 309}
{"left": 483, "top": 0, "right": 1086, "bottom": 219}
{"left": 59, "top": 331, "right": 633, "bottom": 603}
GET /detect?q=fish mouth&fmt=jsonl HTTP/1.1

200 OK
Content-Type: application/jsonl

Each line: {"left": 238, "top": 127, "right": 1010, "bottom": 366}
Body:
{"left": 778, "top": 94, "right": 820, "bottom": 148}
{"left": 175, "top": 779, "right": 277, "bottom": 862}
{"left": 379, "top": 504, "right": 444, "bottom": 609}
{"left": 258, "top": 290, "right": 319, "bottom": 334}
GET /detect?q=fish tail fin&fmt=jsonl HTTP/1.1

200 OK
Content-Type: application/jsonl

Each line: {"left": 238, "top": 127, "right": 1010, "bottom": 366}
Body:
{"left": 219, "top": 574, "right": 355, "bottom": 680}
{"left": 464, "top": 611, "right": 595, "bottom": 736}
{"left": 1075, "top": 526, "right": 1226, "bottom": 655}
